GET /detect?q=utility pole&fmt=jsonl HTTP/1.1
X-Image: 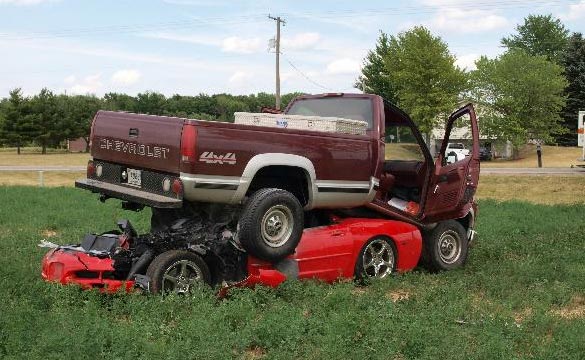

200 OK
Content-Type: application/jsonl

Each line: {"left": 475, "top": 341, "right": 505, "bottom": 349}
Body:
{"left": 268, "top": 15, "right": 285, "bottom": 109}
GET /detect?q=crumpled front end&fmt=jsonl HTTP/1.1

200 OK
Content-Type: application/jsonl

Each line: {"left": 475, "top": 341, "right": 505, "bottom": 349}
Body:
{"left": 41, "top": 248, "right": 134, "bottom": 293}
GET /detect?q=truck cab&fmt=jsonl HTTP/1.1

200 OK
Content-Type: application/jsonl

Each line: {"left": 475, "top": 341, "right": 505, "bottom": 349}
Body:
{"left": 367, "top": 100, "right": 480, "bottom": 228}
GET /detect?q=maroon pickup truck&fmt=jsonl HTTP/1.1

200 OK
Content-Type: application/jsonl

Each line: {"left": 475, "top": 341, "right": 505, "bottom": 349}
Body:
{"left": 77, "top": 93, "right": 479, "bottom": 267}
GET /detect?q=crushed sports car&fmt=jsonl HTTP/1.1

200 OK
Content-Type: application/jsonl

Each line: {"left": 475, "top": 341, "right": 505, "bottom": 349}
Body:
{"left": 41, "top": 93, "right": 479, "bottom": 294}
{"left": 41, "top": 210, "right": 422, "bottom": 294}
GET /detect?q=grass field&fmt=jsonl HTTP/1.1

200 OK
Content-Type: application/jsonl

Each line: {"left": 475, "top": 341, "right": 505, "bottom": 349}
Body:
{"left": 0, "top": 187, "right": 584, "bottom": 359}
{"left": 0, "top": 152, "right": 89, "bottom": 166}
{"left": 481, "top": 145, "right": 583, "bottom": 168}
{"left": 476, "top": 176, "right": 585, "bottom": 205}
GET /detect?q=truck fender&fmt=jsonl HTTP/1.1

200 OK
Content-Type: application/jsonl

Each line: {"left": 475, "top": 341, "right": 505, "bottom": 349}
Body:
{"left": 233, "top": 153, "right": 317, "bottom": 209}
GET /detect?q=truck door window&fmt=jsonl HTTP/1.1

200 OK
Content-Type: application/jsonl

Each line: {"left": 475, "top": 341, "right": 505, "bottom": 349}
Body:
{"left": 384, "top": 125, "right": 425, "bottom": 162}
{"left": 442, "top": 113, "right": 472, "bottom": 165}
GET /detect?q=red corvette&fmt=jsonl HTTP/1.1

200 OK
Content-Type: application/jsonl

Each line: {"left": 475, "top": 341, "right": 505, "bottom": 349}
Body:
{"left": 41, "top": 217, "right": 423, "bottom": 294}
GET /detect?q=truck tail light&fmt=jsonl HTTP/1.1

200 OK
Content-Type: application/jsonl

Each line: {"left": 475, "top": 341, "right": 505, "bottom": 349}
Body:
{"left": 87, "top": 160, "right": 96, "bottom": 178}
{"left": 180, "top": 124, "right": 197, "bottom": 172}
{"left": 172, "top": 179, "right": 183, "bottom": 197}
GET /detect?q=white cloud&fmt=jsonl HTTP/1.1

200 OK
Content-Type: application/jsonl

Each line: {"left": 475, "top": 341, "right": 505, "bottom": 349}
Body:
{"left": 69, "top": 73, "right": 102, "bottom": 94}
{"left": 0, "top": 0, "right": 57, "bottom": 5}
{"left": 228, "top": 70, "right": 253, "bottom": 85}
{"left": 325, "top": 58, "right": 361, "bottom": 75}
{"left": 428, "top": 8, "right": 508, "bottom": 33}
{"left": 111, "top": 69, "right": 142, "bottom": 86}
{"left": 455, "top": 54, "right": 480, "bottom": 71}
{"left": 221, "top": 36, "right": 262, "bottom": 54}
{"left": 282, "top": 32, "right": 321, "bottom": 51}
{"left": 63, "top": 75, "right": 76, "bottom": 84}
{"left": 559, "top": 0, "right": 585, "bottom": 21}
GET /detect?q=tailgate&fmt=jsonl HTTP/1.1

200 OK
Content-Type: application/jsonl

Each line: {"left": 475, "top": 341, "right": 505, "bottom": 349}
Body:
{"left": 91, "top": 111, "right": 184, "bottom": 174}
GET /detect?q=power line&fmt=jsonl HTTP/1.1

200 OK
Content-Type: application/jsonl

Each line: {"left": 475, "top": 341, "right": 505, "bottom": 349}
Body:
{"left": 282, "top": 55, "right": 336, "bottom": 92}
{"left": 0, "top": 0, "right": 576, "bottom": 41}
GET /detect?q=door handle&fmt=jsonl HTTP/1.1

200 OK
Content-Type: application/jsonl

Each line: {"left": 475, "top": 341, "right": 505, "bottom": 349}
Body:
{"left": 331, "top": 230, "right": 345, "bottom": 237}
{"left": 129, "top": 128, "right": 139, "bottom": 137}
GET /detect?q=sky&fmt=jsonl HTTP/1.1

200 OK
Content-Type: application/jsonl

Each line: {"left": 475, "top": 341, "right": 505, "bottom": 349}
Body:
{"left": 0, "top": 0, "right": 584, "bottom": 97}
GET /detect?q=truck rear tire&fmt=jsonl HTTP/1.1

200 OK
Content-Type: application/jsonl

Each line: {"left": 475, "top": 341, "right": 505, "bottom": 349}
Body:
{"left": 238, "top": 188, "right": 304, "bottom": 262}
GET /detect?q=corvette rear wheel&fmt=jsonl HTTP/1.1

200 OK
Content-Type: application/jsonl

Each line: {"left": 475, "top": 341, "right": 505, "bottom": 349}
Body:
{"left": 355, "top": 237, "right": 396, "bottom": 280}
{"left": 146, "top": 250, "right": 211, "bottom": 294}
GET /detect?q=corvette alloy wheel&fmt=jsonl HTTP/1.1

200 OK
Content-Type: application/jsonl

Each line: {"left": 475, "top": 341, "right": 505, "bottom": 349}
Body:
{"left": 361, "top": 238, "right": 395, "bottom": 279}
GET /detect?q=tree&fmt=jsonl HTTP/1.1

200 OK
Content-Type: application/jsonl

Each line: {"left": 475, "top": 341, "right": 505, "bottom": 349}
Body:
{"left": 103, "top": 92, "right": 136, "bottom": 112}
{"left": 355, "top": 32, "right": 398, "bottom": 103}
{"left": 471, "top": 50, "right": 567, "bottom": 153}
{"left": 29, "top": 88, "right": 64, "bottom": 154}
{"left": 0, "top": 88, "right": 34, "bottom": 154}
{"left": 557, "top": 33, "right": 585, "bottom": 145}
{"left": 135, "top": 91, "right": 166, "bottom": 115}
{"left": 501, "top": 14, "right": 569, "bottom": 64}
{"left": 383, "top": 26, "right": 467, "bottom": 140}
{"left": 62, "top": 95, "right": 102, "bottom": 151}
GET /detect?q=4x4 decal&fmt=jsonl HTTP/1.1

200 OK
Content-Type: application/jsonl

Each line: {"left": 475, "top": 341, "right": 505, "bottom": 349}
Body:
{"left": 199, "top": 152, "right": 237, "bottom": 165}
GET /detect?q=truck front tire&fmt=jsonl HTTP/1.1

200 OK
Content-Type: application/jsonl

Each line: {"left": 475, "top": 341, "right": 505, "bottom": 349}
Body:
{"left": 238, "top": 188, "right": 304, "bottom": 262}
{"left": 423, "top": 220, "right": 468, "bottom": 271}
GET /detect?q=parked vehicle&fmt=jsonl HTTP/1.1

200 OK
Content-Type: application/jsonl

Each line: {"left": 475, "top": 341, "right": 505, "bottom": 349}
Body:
{"left": 445, "top": 142, "right": 470, "bottom": 163}
{"left": 479, "top": 144, "right": 493, "bottom": 161}
{"left": 42, "top": 93, "right": 481, "bottom": 294}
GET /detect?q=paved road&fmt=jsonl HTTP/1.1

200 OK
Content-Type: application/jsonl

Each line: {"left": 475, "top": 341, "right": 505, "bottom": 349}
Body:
{"left": 482, "top": 167, "right": 585, "bottom": 175}
{"left": 0, "top": 166, "right": 85, "bottom": 171}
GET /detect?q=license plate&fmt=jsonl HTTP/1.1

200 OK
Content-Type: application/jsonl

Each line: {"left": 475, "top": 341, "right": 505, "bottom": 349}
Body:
{"left": 127, "top": 168, "right": 141, "bottom": 187}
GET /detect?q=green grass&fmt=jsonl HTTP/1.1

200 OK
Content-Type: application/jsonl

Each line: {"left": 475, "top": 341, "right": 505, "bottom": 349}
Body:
{"left": 0, "top": 187, "right": 584, "bottom": 359}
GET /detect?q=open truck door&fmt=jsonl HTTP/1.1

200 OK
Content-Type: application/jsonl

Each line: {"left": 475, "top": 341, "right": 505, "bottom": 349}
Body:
{"left": 424, "top": 104, "right": 479, "bottom": 222}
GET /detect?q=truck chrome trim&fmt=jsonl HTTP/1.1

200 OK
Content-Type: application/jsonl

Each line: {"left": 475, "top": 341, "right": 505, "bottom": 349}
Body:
{"left": 312, "top": 177, "right": 378, "bottom": 208}
{"left": 194, "top": 183, "right": 239, "bottom": 190}
{"left": 317, "top": 187, "right": 369, "bottom": 193}
{"left": 180, "top": 173, "right": 241, "bottom": 204}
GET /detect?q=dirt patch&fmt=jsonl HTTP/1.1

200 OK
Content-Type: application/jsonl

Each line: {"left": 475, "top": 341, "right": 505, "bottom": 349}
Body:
{"left": 513, "top": 308, "right": 533, "bottom": 324}
{"left": 351, "top": 287, "right": 367, "bottom": 296}
{"left": 551, "top": 295, "right": 585, "bottom": 319}
{"left": 41, "top": 229, "right": 58, "bottom": 238}
{"left": 386, "top": 289, "right": 411, "bottom": 303}
{"left": 242, "top": 346, "right": 266, "bottom": 359}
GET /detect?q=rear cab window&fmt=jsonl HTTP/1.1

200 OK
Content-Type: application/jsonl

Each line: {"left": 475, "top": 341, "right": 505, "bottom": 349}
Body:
{"left": 286, "top": 98, "right": 374, "bottom": 129}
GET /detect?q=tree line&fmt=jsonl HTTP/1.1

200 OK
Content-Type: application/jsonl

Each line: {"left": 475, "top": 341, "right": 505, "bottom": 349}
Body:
{"left": 0, "top": 91, "right": 301, "bottom": 153}
{"left": 357, "top": 14, "right": 585, "bottom": 150}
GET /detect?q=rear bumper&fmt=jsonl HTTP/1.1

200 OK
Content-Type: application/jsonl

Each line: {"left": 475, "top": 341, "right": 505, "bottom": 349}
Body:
{"left": 75, "top": 178, "right": 182, "bottom": 208}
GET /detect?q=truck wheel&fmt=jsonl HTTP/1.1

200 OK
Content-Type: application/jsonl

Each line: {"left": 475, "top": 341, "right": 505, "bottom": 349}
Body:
{"left": 146, "top": 250, "right": 211, "bottom": 294}
{"left": 423, "top": 220, "right": 468, "bottom": 271}
{"left": 354, "top": 237, "right": 396, "bottom": 280}
{"left": 238, "top": 188, "right": 304, "bottom": 262}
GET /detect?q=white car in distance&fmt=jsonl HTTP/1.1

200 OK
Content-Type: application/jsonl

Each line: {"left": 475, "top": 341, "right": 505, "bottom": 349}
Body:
{"left": 445, "top": 142, "right": 470, "bottom": 163}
